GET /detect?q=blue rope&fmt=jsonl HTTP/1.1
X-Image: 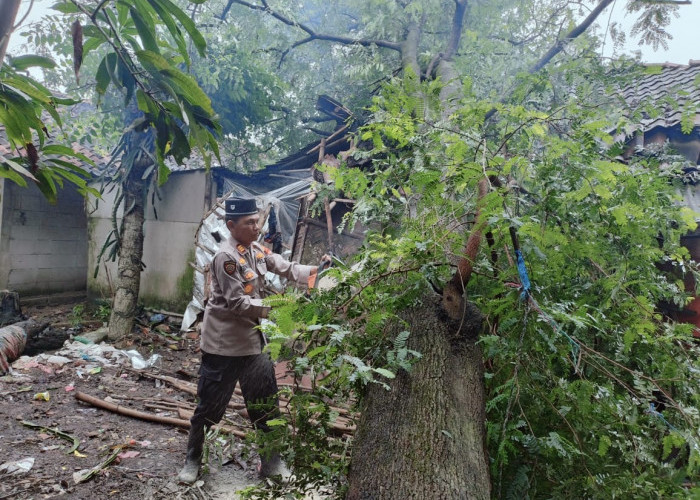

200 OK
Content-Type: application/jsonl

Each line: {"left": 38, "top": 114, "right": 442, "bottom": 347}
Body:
{"left": 647, "top": 403, "right": 677, "bottom": 432}
{"left": 527, "top": 294, "right": 581, "bottom": 366}
{"left": 512, "top": 238, "right": 579, "bottom": 368}
{"left": 515, "top": 249, "right": 531, "bottom": 300}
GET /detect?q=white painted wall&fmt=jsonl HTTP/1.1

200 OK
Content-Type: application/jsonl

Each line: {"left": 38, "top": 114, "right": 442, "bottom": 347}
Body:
{"left": 0, "top": 179, "right": 87, "bottom": 295}
{"left": 87, "top": 170, "right": 215, "bottom": 311}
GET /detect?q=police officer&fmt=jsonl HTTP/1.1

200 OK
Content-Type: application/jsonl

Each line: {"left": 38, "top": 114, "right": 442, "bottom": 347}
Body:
{"left": 178, "top": 197, "right": 327, "bottom": 484}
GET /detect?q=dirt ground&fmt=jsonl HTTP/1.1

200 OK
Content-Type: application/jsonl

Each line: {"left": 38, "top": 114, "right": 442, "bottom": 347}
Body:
{"left": 0, "top": 299, "right": 279, "bottom": 500}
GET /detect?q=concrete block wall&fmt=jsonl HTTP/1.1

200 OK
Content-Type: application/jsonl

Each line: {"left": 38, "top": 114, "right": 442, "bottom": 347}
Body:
{"left": 0, "top": 179, "right": 88, "bottom": 295}
{"left": 87, "top": 170, "right": 214, "bottom": 311}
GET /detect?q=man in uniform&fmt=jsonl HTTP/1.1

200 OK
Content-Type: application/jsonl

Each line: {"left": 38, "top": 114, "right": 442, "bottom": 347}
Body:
{"left": 178, "top": 197, "right": 327, "bottom": 484}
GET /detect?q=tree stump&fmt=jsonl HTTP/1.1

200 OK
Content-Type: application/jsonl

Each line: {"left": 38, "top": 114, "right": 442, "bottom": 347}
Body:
{"left": 0, "top": 290, "right": 22, "bottom": 327}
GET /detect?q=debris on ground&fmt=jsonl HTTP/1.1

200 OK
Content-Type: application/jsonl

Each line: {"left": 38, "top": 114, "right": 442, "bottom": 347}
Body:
{"left": 0, "top": 299, "right": 339, "bottom": 499}
{"left": 0, "top": 300, "right": 265, "bottom": 499}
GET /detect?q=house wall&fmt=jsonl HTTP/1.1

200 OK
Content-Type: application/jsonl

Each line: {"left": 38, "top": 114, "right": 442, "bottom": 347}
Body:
{"left": 87, "top": 170, "right": 215, "bottom": 311}
{"left": 644, "top": 128, "right": 700, "bottom": 335}
{"left": 0, "top": 179, "right": 87, "bottom": 295}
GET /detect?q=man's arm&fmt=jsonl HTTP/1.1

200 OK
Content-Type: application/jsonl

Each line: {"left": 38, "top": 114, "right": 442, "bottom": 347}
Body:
{"left": 264, "top": 251, "right": 316, "bottom": 286}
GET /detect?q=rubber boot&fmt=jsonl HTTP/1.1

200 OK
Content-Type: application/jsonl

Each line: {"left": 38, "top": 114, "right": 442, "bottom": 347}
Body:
{"left": 259, "top": 451, "right": 292, "bottom": 481}
{"left": 177, "top": 426, "right": 204, "bottom": 484}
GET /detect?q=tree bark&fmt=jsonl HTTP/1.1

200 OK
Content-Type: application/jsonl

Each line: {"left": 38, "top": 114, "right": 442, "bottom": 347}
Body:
{"left": 108, "top": 101, "right": 154, "bottom": 341}
{"left": 347, "top": 295, "right": 490, "bottom": 499}
{"left": 108, "top": 162, "right": 147, "bottom": 341}
{"left": 0, "top": 0, "right": 21, "bottom": 64}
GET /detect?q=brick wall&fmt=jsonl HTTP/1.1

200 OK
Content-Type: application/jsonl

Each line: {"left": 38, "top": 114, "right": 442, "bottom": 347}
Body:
{"left": 0, "top": 180, "right": 87, "bottom": 295}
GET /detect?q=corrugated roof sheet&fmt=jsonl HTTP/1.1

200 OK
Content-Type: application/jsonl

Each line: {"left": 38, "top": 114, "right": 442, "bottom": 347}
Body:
{"left": 622, "top": 60, "right": 700, "bottom": 132}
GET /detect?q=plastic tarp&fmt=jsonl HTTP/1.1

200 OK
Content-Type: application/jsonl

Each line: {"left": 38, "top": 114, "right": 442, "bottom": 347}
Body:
{"left": 181, "top": 179, "right": 311, "bottom": 331}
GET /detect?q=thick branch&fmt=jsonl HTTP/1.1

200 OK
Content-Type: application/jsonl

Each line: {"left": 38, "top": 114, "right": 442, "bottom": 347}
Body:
{"left": 223, "top": 0, "right": 401, "bottom": 53}
{"left": 0, "top": 0, "right": 21, "bottom": 63}
{"left": 453, "top": 177, "right": 489, "bottom": 290}
{"left": 444, "top": 0, "right": 468, "bottom": 60}
{"left": 530, "top": 0, "right": 615, "bottom": 73}
{"left": 290, "top": 33, "right": 401, "bottom": 51}
{"left": 485, "top": 0, "right": 615, "bottom": 121}
{"left": 401, "top": 22, "right": 421, "bottom": 75}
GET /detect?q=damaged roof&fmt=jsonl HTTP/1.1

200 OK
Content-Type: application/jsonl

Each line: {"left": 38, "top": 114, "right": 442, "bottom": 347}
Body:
{"left": 622, "top": 60, "right": 700, "bottom": 132}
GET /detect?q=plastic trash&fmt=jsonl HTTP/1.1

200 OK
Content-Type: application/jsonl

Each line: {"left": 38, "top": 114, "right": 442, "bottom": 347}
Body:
{"left": 149, "top": 313, "right": 165, "bottom": 324}
{"left": 0, "top": 457, "right": 34, "bottom": 475}
{"left": 122, "top": 349, "right": 161, "bottom": 369}
{"left": 33, "top": 391, "right": 50, "bottom": 401}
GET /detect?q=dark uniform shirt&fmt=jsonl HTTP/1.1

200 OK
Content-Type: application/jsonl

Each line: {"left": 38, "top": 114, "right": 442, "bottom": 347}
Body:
{"left": 200, "top": 236, "right": 314, "bottom": 356}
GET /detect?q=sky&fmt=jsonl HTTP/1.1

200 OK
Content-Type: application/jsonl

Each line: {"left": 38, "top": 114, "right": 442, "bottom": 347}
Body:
{"left": 600, "top": 0, "right": 699, "bottom": 64}
{"left": 6, "top": 0, "right": 700, "bottom": 64}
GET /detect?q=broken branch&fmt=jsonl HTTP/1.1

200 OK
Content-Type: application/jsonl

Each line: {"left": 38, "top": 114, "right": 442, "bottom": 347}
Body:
{"left": 74, "top": 391, "right": 190, "bottom": 428}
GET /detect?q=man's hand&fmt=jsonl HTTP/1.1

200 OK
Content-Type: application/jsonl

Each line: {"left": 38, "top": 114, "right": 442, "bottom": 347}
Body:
{"left": 308, "top": 254, "right": 332, "bottom": 288}
{"left": 309, "top": 254, "right": 332, "bottom": 276}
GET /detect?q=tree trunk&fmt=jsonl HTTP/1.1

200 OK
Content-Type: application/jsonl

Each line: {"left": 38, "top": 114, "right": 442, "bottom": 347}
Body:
{"left": 108, "top": 163, "right": 148, "bottom": 340}
{"left": 108, "top": 99, "right": 154, "bottom": 341}
{"left": 0, "top": 0, "right": 21, "bottom": 63}
{"left": 347, "top": 294, "right": 490, "bottom": 499}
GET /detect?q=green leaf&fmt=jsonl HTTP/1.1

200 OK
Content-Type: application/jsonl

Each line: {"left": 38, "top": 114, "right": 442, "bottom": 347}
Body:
{"left": 2, "top": 75, "right": 61, "bottom": 126}
{"left": 373, "top": 367, "right": 396, "bottom": 379}
{"left": 145, "top": 0, "right": 189, "bottom": 66}
{"left": 42, "top": 145, "right": 96, "bottom": 168}
{"left": 169, "top": 120, "right": 192, "bottom": 163}
{"left": 597, "top": 435, "right": 611, "bottom": 457}
{"left": 152, "top": 0, "right": 206, "bottom": 57}
{"left": 51, "top": 1, "right": 80, "bottom": 14}
{"left": 53, "top": 168, "right": 89, "bottom": 187}
{"left": 135, "top": 50, "right": 214, "bottom": 115}
{"left": 9, "top": 55, "right": 56, "bottom": 70}
{"left": 82, "top": 35, "right": 106, "bottom": 57}
{"left": 33, "top": 169, "right": 58, "bottom": 204}
{"left": 0, "top": 156, "right": 36, "bottom": 183}
{"left": 265, "top": 418, "right": 287, "bottom": 427}
{"left": 156, "top": 157, "right": 170, "bottom": 186}
{"left": 117, "top": 57, "right": 136, "bottom": 105}
{"left": 95, "top": 54, "right": 115, "bottom": 97}
{"left": 130, "top": 6, "right": 160, "bottom": 54}
{"left": 0, "top": 162, "right": 29, "bottom": 187}
{"left": 134, "top": 90, "right": 154, "bottom": 116}
{"left": 307, "top": 346, "right": 327, "bottom": 359}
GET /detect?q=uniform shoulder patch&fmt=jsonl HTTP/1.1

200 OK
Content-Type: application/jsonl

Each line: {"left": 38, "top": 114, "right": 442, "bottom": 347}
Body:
{"left": 254, "top": 242, "right": 272, "bottom": 255}
{"left": 223, "top": 260, "right": 237, "bottom": 276}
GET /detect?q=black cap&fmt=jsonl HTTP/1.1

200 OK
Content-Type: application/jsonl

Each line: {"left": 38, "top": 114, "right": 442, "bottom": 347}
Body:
{"left": 225, "top": 197, "right": 258, "bottom": 216}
